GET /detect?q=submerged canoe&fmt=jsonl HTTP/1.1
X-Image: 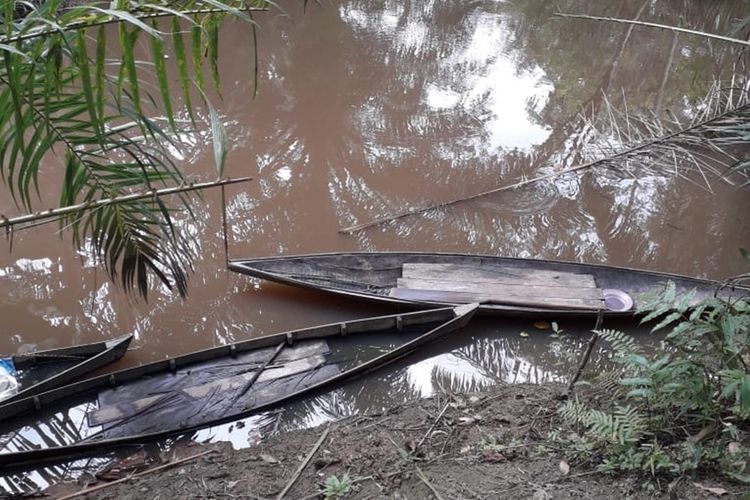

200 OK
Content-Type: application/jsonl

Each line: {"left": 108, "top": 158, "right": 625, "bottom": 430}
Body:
{"left": 0, "top": 304, "right": 476, "bottom": 468}
{"left": 0, "top": 334, "right": 132, "bottom": 406}
{"left": 228, "top": 252, "right": 749, "bottom": 318}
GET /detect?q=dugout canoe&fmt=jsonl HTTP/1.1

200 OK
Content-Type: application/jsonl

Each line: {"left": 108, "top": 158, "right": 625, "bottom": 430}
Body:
{"left": 0, "top": 334, "right": 132, "bottom": 407}
{"left": 228, "top": 252, "right": 749, "bottom": 318}
{"left": 0, "top": 304, "right": 477, "bottom": 468}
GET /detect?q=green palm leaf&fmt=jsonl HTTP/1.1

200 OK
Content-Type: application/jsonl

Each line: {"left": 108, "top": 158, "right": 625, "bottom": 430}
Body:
{"left": 0, "top": 0, "right": 267, "bottom": 298}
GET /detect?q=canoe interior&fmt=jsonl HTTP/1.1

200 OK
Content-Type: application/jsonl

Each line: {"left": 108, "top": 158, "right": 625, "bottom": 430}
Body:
{"left": 13, "top": 358, "right": 86, "bottom": 391}
{"left": 0, "top": 334, "right": 132, "bottom": 405}
{"left": 229, "top": 252, "right": 749, "bottom": 315}
{"left": 0, "top": 306, "right": 475, "bottom": 467}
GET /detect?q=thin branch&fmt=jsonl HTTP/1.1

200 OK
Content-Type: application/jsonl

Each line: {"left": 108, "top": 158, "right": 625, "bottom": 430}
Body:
{"left": 555, "top": 13, "right": 750, "bottom": 48}
{"left": 56, "top": 449, "right": 217, "bottom": 500}
{"left": 566, "top": 310, "right": 604, "bottom": 396}
{"left": 414, "top": 466, "right": 446, "bottom": 500}
{"left": 276, "top": 425, "right": 331, "bottom": 500}
{"left": 0, "top": 176, "right": 252, "bottom": 228}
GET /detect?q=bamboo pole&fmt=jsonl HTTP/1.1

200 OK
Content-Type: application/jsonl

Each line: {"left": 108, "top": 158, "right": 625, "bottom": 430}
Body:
{"left": 338, "top": 102, "right": 750, "bottom": 234}
{"left": 554, "top": 13, "right": 750, "bottom": 48}
{"left": 0, "top": 176, "right": 252, "bottom": 229}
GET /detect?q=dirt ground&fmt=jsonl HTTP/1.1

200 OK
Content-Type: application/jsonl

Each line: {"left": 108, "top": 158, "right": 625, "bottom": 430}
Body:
{"left": 48, "top": 383, "right": 747, "bottom": 499}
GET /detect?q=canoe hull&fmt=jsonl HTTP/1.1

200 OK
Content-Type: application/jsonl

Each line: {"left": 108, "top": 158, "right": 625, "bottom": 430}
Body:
{"left": 0, "top": 305, "right": 477, "bottom": 469}
{"left": 1, "top": 334, "right": 132, "bottom": 406}
{"left": 228, "top": 252, "right": 749, "bottom": 318}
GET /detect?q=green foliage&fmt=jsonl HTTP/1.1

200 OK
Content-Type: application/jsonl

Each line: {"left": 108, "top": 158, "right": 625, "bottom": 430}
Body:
{"left": 550, "top": 286, "right": 750, "bottom": 481}
{"left": 322, "top": 473, "right": 353, "bottom": 500}
{"left": 0, "top": 0, "right": 267, "bottom": 298}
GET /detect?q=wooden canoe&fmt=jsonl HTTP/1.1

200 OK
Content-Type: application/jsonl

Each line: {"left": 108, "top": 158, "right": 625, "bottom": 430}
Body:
{"left": 0, "top": 304, "right": 476, "bottom": 468}
{"left": 228, "top": 252, "right": 749, "bottom": 318}
{"left": 0, "top": 334, "right": 132, "bottom": 406}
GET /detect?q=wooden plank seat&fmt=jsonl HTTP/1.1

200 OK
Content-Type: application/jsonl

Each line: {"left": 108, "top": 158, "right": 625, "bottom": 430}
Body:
{"left": 391, "top": 263, "right": 603, "bottom": 310}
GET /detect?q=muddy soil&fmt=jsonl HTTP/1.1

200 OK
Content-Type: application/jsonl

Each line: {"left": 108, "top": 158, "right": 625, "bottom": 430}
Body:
{"left": 49, "top": 384, "right": 744, "bottom": 499}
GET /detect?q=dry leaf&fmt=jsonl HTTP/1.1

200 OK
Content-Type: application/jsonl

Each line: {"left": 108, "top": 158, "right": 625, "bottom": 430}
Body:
{"left": 519, "top": 331, "right": 530, "bottom": 338}
{"left": 458, "top": 415, "right": 483, "bottom": 425}
{"left": 559, "top": 460, "right": 570, "bottom": 475}
{"left": 259, "top": 454, "right": 279, "bottom": 464}
{"left": 693, "top": 483, "right": 728, "bottom": 496}
{"left": 533, "top": 321, "right": 551, "bottom": 330}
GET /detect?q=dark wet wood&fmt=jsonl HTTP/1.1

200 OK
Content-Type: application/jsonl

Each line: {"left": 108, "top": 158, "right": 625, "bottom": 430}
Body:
{"left": 0, "top": 305, "right": 478, "bottom": 468}
{"left": 228, "top": 252, "right": 749, "bottom": 317}
{"left": 0, "top": 334, "right": 132, "bottom": 406}
{"left": 89, "top": 341, "right": 334, "bottom": 429}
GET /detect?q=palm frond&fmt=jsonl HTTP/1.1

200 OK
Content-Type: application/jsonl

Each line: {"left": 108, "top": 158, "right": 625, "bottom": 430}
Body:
{"left": 579, "top": 81, "right": 750, "bottom": 191}
{"left": 0, "top": 0, "right": 268, "bottom": 297}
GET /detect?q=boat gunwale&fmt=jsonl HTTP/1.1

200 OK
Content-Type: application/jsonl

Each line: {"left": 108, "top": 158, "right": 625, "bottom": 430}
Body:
{"left": 0, "top": 305, "right": 477, "bottom": 469}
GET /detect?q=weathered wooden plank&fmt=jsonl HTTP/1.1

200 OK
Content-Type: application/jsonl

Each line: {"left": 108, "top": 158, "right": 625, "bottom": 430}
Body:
{"left": 88, "top": 354, "right": 328, "bottom": 426}
{"left": 89, "top": 394, "right": 167, "bottom": 427}
{"left": 97, "top": 341, "right": 329, "bottom": 406}
{"left": 401, "top": 263, "right": 597, "bottom": 288}
{"left": 389, "top": 287, "right": 603, "bottom": 310}
{"left": 396, "top": 278, "right": 603, "bottom": 300}
{"left": 95, "top": 364, "right": 343, "bottom": 440}
{"left": 180, "top": 353, "right": 327, "bottom": 398}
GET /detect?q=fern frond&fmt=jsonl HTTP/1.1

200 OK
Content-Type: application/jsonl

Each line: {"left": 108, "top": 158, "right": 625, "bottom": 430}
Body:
{"left": 595, "top": 329, "right": 640, "bottom": 358}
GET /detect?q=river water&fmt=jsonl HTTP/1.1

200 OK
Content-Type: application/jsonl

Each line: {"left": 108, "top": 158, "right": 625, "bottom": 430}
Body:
{"left": 1, "top": 0, "right": 749, "bottom": 491}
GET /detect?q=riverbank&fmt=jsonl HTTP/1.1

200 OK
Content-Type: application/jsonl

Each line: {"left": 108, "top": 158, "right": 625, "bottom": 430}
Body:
{"left": 46, "top": 383, "right": 744, "bottom": 499}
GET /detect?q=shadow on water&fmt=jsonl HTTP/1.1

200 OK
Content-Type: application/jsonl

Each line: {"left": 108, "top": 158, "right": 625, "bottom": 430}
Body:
{"left": 0, "top": 315, "right": 662, "bottom": 493}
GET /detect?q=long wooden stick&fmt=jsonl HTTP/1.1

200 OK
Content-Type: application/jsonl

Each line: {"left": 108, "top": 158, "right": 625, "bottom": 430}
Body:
{"left": 57, "top": 449, "right": 216, "bottom": 500}
{"left": 339, "top": 101, "right": 750, "bottom": 234}
{"left": 566, "top": 309, "right": 604, "bottom": 396}
{"left": 415, "top": 466, "right": 446, "bottom": 500}
{"left": 0, "top": 176, "right": 252, "bottom": 229}
{"left": 555, "top": 13, "right": 750, "bottom": 48}
{"left": 277, "top": 425, "right": 331, "bottom": 500}
{"left": 234, "top": 341, "right": 287, "bottom": 409}
{"left": 221, "top": 184, "right": 230, "bottom": 266}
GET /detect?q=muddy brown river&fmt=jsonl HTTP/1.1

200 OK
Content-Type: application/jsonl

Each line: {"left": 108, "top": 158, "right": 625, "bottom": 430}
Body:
{"left": 1, "top": 0, "right": 749, "bottom": 492}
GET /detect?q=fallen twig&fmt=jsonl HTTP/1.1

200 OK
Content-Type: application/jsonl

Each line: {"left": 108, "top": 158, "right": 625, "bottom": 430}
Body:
{"left": 417, "top": 401, "right": 451, "bottom": 450}
{"left": 57, "top": 449, "right": 217, "bottom": 500}
{"left": 415, "top": 466, "right": 446, "bottom": 500}
{"left": 276, "top": 425, "right": 331, "bottom": 500}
